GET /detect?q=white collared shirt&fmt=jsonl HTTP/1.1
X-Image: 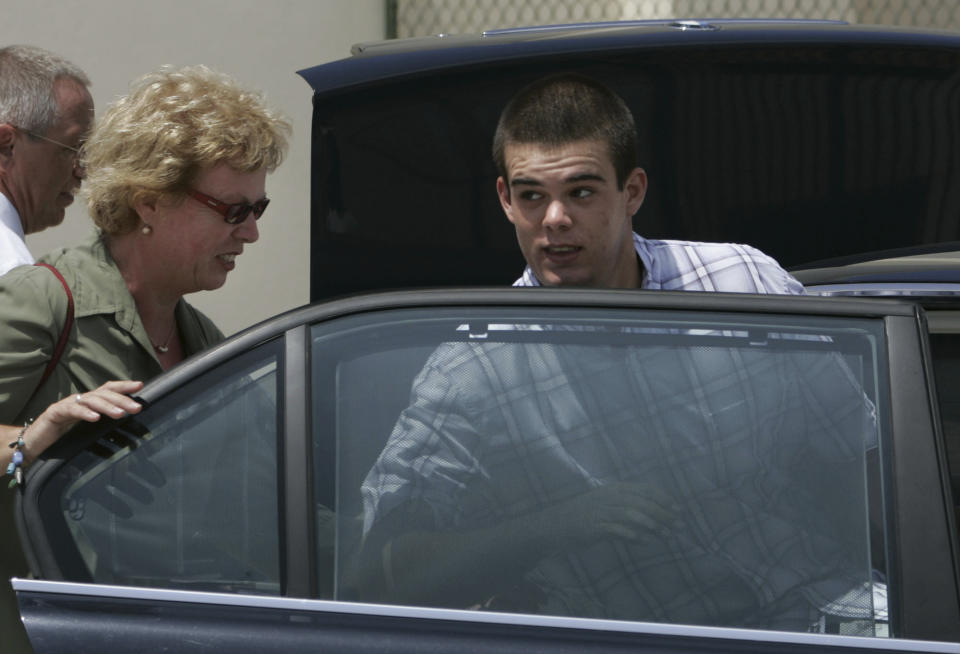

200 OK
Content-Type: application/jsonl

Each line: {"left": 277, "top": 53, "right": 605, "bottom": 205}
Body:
{"left": 0, "top": 192, "right": 33, "bottom": 276}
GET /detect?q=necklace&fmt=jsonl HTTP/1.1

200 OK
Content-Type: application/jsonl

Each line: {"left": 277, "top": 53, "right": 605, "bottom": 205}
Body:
{"left": 152, "top": 321, "right": 177, "bottom": 354}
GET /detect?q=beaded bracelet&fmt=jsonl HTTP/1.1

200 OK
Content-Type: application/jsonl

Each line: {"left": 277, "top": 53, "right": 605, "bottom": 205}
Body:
{"left": 6, "top": 420, "right": 30, "bottom": 489}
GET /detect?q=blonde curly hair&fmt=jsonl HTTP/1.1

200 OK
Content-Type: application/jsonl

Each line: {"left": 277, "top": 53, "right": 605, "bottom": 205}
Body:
{"left": 84, "top": 65, "right": 290, "bottom": 234}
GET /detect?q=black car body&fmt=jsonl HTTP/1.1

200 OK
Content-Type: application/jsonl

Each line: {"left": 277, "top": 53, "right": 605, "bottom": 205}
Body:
{"left": 13, "top": 19, "right": 960, "bottom": 653}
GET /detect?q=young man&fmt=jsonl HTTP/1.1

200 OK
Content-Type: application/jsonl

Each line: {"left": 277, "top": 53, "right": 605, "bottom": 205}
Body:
{"left": 0, "top": 45, "right": 93, "bottom": 275}
{"left": 493, "top": 73, "right": 803, "bottom": 294}
{"left": 354, "top": 76, "right": 869, "bottom": 631}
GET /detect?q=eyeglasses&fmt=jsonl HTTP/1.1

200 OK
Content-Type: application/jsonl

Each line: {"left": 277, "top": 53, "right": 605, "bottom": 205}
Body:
{"left": 188, "top": 189, "right": 269, "bottom": 225}
{"left": 13, "top": 125, "right": 81, "bottom": 156}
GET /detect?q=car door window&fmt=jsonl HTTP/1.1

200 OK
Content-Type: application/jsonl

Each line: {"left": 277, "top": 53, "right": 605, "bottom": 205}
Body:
{"left": 38, "top": 339, "right": 282, "bottom": 595}
{"left": 311, "top": 308, "right": 891, "bottom": 636}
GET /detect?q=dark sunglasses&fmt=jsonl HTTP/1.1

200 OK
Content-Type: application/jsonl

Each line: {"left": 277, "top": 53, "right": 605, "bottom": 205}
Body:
{"left": 188, "top": 189, "right": 269, "bottom": 225}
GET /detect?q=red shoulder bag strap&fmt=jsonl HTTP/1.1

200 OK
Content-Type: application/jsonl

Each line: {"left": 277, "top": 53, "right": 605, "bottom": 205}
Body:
{"left": 33, "top": 262, "right": 75, "bottom": 389}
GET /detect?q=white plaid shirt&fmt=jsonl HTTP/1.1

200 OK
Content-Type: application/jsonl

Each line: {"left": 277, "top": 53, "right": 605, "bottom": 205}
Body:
{"left": 514, "top": 232, "right": 806, "bottom": 294}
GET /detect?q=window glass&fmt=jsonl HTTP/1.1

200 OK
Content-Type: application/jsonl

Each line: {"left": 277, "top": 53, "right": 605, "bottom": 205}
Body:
{"left": 41, "top": 340, "right": 282, "bottom": 595}
{"left": 311, "top": 308, "right": 890, "bottom": 636}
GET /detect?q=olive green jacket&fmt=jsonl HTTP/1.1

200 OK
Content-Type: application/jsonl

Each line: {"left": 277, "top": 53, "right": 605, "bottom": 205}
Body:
{"left": 0, "top": 232, "right": 223, "bottom": 653}
{"left": 0, "top": 233, "right": 223, "bottom": 425}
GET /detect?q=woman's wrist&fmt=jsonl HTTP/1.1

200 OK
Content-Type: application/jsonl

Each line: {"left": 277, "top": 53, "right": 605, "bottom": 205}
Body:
{"left": 6, "top": 419, "right": 31, "bottom": 488}
{"left": 23, "top": 410, "right": 63, "bottom": 465}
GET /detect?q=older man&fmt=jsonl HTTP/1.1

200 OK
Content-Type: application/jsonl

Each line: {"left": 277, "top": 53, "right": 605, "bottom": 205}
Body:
{"left": 0, "top": 45, "right": 93, "bottom": 275}
{"left": 0, "top": 43, "right": 92, "bottom": 654}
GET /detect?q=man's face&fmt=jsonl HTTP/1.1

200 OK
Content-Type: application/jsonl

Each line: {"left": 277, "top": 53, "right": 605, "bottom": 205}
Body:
{"left": 0, "top": 77, "right": 94, "bottom": 234}
{"left": 497, "top": 139, "right": 647, "bottom": 288}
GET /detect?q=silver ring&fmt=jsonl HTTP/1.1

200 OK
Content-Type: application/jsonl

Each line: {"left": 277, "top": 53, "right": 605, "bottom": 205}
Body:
{"left": 74, "top": 394, "right": 83, "bottom": 404}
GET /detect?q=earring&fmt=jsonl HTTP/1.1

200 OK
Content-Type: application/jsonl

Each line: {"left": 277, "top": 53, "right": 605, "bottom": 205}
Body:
{"left": 141, "top": 224, "right": 153, "bottom": 236}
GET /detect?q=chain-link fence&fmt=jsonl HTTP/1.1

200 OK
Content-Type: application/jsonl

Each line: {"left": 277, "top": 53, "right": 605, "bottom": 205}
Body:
{"left": 393, "top": 0, "right": 960, "bottom": 38}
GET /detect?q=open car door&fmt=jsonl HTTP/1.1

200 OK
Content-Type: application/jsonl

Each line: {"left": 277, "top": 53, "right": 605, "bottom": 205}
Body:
{"left": 14, "top": 289, "right": 960, "bottom": 652}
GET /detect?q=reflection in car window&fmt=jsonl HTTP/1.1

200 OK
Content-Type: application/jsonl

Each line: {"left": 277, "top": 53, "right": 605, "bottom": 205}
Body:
{"left": 311, "top": 308, "right": 890, "bottom": 636}
{"left": 42, "top": 340, "right": 282, "bottom": 594}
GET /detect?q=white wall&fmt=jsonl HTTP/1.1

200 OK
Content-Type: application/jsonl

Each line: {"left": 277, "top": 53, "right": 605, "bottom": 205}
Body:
{"left": 4, "top": 0, "right": 386, "bottom": 335}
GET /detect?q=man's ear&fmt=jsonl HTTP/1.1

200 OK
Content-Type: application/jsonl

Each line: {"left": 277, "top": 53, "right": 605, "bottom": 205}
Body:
{"left": 0, "top": 124, "right": 16, "bottom": 160}
{"left": 497, "top": 176, "right": 516, "bottom": 225}
{"left": 624, "top": 167, "right": 648, "bottom": 216}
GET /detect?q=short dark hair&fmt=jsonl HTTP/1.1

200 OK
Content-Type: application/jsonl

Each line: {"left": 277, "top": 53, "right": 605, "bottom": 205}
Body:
{"left": 492, "top": 73, "right": 639, "bottom": 189}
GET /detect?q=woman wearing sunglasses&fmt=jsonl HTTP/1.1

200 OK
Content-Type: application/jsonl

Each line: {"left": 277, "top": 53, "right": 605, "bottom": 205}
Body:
{"left": 0, "top": 62, "right": 288, "bottom": 464}
{"left": 0, "top": 66, "right": 289, "bottom": 639}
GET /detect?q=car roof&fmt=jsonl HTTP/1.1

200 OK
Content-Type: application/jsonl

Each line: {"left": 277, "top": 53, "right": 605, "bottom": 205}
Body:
{"left": 792, "top": 244, "right": 960, "bottom": 297}
{"left": 298, "top": 20, "right": 960, "bottom": 96}
{"left": 794, "top": 244, "right": 960, "bottom": 283}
